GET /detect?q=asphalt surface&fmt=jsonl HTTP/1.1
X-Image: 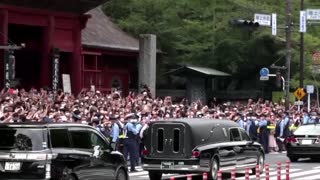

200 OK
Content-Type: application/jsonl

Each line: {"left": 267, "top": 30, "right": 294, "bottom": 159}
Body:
{"left": 129, "top": 152, "right": 320, "bottom": 180}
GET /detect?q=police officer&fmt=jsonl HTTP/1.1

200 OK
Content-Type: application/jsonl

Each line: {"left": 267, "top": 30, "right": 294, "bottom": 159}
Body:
{"left": 234, "top": 112, "right": 244, "bottom": 129}
{"left": 110, "top": 115, "right": 120, "bottom": 150}
{"left": 123, "top": 113, "right": 142, "bottom": 172}
{"left": 258, "top": 114, "right": 269, "bottom": 153}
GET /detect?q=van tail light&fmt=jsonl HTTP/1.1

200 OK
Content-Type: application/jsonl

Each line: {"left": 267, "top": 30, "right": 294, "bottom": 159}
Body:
{"left": 192, "top": 150, "right": 200, "bottom": 158}
{"left": 286, "top": 137, "right": 297, "bottom": 143}
{"left": 141, "top": 149, "right": 148, "bottom": 156}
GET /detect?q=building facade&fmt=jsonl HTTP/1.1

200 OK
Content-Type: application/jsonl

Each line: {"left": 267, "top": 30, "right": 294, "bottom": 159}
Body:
{"left": 0, "top": 1, "right": 139, "bottom": 94}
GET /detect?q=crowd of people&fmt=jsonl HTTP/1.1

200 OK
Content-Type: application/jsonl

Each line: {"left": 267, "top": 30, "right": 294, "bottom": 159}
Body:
{"left": 0, "top": 86, "right": 318, "bottom": 171}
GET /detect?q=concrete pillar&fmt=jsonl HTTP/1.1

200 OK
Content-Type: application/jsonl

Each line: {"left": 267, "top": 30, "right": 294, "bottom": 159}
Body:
{"left": 0, "top": 9, "right": 8, "bottom": 89}
{"left": 40, "top": 15, "right": 54, "bottom": 89}
{"left": 138, "top": 34, "right": 156, "bottom": 96}
{"left": 71, "top": 22, "right": 82, "bottom": 94}
{"left": 186, "top": 77, "right": 206, "bottom": 104}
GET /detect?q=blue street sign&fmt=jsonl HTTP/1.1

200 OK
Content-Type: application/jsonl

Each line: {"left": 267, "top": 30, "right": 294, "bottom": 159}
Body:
{"left": 260, "top": 67, "right": 269, "bottom": 77}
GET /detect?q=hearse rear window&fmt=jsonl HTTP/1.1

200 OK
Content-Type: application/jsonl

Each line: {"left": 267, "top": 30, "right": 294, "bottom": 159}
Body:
{"left": 157, "top": 129, "right": 164, "bottom": 152}
{"left": 173, "top": 129, "right": 180, "bottom": 152}
{"left": 0, "top": 128, "right": 46, "bottom": 151}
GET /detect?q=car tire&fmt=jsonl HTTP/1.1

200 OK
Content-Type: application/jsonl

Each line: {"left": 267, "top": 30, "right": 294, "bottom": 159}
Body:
{"left": 208, "top": 156, "right": 219, "bottom": 180}
{"left": 252, "top": 152, "right": 264, "bottom": 175}
{"left": 62, "top": 174, "right": 76, "bottom": 180}
{"left": 288, "top": 156, "right": 298, "bottom": 162}
{"left": 116, "top": 168, "right": 127, "bottom": 180}
{"left": 148, "top": 171, "right": 162, "bottom": 180}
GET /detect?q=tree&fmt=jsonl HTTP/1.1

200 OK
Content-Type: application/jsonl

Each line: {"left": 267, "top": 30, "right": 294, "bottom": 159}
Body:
{"left": 102, "top": 0, "right": 320, "bottom": 90}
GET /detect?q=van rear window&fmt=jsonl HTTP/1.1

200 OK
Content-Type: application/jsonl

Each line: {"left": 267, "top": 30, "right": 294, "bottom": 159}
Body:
{"left": 157, "top": 129, "right": 164, "bottom": 152}
{"left": 0, "top": 128, "right": 47, "bottom": 151}
{"left": 173, "top": 129, "right": 180, "bottom": 152}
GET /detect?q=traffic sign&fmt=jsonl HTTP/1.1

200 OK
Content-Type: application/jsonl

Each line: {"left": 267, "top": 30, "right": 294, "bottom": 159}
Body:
{"left": 259, "top": 67, "right": 269, "bottom": 81}
{"left": 294, "top": 101, "right": 304, "bottom": 106}
{"left": 260, "top": 76, "right": 269, "bottom": 80}
{"left": 294, "top": 88, "right": 306, "bottom": 100}
{"left": 306, "top": 85, "right": 314, "bottom": 94}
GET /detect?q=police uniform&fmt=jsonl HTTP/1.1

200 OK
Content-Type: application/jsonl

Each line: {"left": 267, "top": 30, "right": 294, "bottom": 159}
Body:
{"left": 110, "top": 116, "right": 120, "bottom": 150}
{"left": 123, "top": 114, "right": 141, "bottom": 172}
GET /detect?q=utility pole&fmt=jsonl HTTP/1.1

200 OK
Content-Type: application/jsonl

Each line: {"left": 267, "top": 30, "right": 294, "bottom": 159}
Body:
{"left": 285, "top": 0, "right": 292, "bottom": 111}
{"left": 300, "top": 0, "right": 304, "bottom": 88}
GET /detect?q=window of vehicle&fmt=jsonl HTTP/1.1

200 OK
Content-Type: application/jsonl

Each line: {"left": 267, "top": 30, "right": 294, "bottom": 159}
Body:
{"left": 239, "top": 128, "right": 251, "bottom": 141}
{"left": 90, "top": 131, "right": 108, "bottom": 150}
{"left": 50, "top": 129, "right": 71, "bottom": 148}
{"left": 157, "top": 129, "right": 164, "bottom": 152}
{"left": 294, "top": 125, "right": 320, "bottom": 136}
{"left": 70, "top": 130, "right": 108, "bottom": 150}
{"left": 70, "top": 131, "right": 92, "bottom": 149}
{"left": 0, "top": 128, "right": 47, "bottom": 151}
{"left": 173, "top": 129, "right": 180, "bottom": 153}
{"left": 230, "top": 128, "right": 241, "bottom": 141}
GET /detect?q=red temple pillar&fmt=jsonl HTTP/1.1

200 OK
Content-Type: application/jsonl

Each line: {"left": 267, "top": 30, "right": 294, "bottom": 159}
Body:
{"left": 0, "top": 9, "right": 8, "bottom": 89}
{"left": 40, "top": 15, "right": 54, "bottom": 89}
{"left": 71, "top": 21, "right": 82, "bottom": 94}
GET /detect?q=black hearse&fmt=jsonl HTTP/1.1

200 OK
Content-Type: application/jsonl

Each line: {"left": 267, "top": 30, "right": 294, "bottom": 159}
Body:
{"left": 0, "top": 123, "right": 128, "bottom": 180}
{"left": 142, "top": 118, "right": 265, "bottom": 180}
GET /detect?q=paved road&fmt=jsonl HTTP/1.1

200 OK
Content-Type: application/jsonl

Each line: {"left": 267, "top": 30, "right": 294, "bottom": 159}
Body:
{"left": 129, "top": 152, "right": 320, "bottom": 180}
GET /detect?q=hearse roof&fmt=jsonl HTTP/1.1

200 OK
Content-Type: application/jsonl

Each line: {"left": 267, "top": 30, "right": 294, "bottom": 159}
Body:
{"left": 151, "top": 118, "right": 238, "bottom": 145}
{"left": 153, "top": 118, "right": 238, "bottom": 128}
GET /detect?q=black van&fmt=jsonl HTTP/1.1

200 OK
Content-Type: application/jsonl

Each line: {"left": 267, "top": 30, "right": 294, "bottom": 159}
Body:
{"left": 0, "top": 123, "right": 128, "bottom": 180}
{"left": 142, "top": 118, "right": 265, "bottom": 180}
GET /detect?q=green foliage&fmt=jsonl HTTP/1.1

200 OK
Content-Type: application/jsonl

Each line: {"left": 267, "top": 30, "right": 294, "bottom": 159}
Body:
{"left": 103, "top": 0, "right": 320, "bottom": 90}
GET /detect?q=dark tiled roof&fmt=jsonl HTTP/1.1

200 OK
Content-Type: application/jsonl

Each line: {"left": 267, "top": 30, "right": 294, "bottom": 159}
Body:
{"left": 82, "top": 7, "right": 139, "bottom": 52}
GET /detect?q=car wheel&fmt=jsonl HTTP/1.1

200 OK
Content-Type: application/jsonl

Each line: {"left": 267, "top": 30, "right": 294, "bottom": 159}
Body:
{"left": 252, "top": 153, "right": 264, "bottom": 175}
{"left": 148, "top": 171, "right": 162, "bottom": 180}
{"left": 116, "top": 168, "right": 127, "bottom": 180}
{"left": 289, "top": 156, "right": 298, "bottom": 162}
{"left": 62, "top": 174, "right": 76, "bottom": 180}
{"left": 208, "top": 157, "right": 219, "bottom": 180}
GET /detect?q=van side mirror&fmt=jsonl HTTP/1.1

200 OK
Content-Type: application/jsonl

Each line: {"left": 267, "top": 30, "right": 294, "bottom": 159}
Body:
{"left": 248, "top": 139, "right": 255, "bottom": 145}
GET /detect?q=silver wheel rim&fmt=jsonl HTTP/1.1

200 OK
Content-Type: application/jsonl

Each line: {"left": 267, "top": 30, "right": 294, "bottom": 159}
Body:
{"left": 117, "top": 171, "right": 126, "bottom": 180}
{"left": 259, "top": 155, "right": 264, "bottom": 172}
{"left": 211, "top": 159, "right": 218, "bottom": 178}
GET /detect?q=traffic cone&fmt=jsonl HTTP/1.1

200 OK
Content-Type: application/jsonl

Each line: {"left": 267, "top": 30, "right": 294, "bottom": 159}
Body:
{"left": 244, "top": 167, "right": 249, "bottom": 180}
{"left": 277, "top": 161, "right": 281, "bottom": 180}
{"left": 231, "top": 168, "right": 236, "bottom": 180}
{"left": 265, "top": 163, "right": 270, "bottom": 180}
{"left": 217, "top": 170, "right": 222, "bottom": 180}
{"left": 187, "top": 174, "right": 192, "bottom": 180}
{"left": 256, "top": 165, "right": 260, "bottom": 180}
{"left": 203, "top": 172, "right": 208, "bottom": 180}
{"left": 286, "top": 160, "right": 290, "bottom": 180}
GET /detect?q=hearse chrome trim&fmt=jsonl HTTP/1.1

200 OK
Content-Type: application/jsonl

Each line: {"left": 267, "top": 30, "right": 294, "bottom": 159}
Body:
{"left": 142, "top": 164, "right": 210, "bottom": 172}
